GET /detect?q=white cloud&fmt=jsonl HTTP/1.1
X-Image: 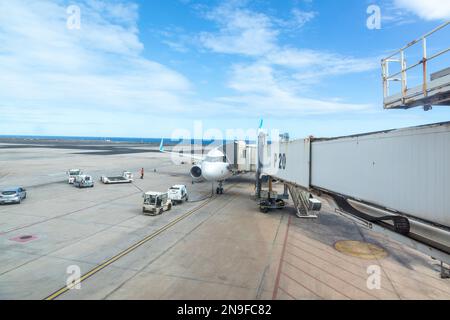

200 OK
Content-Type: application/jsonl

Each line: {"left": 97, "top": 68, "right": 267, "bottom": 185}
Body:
{"left": 0, "top": 0, "right": 193, "bottom": 135}
{"left": 199, "top": 4, "right": 278, "bottom": 56}
{"left": 394, "top": 0, "right": 450, "bottom": 20}
{"left": 221, "top": 62, "right": 371, "bottom": 116}
{"left": 197, "top": 3, "right": 377, "bottom": 115}
{"left": 198, "top": 4, "right": 319, "bottom": 57}
{"left": 265, "top": 48, "right": 378, "bottom": 77}
{"left": 0, "top": 0, "right": 383, "bottom": 136}
{"left": 290, "top": 9, "right": 317, "bottom": 29}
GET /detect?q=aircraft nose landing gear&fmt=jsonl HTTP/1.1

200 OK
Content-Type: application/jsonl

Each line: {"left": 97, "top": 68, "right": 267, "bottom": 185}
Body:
{"left": 216, "top": 181, "right": 224, "bottom": 194}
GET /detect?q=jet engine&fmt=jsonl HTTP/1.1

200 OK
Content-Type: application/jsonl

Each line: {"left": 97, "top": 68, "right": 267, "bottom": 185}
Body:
{"left": 190, "top": 165, "right": 203, "bottom": 182}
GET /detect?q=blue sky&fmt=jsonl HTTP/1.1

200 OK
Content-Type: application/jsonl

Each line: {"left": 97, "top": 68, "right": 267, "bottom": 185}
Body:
{"left": 0, "top": 0, "right": 449, "bottom": 139}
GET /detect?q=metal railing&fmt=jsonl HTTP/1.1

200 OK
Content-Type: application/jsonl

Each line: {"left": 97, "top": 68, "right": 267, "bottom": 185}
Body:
{"left": 381, "top": 21, "right": 450, "bottom": 109}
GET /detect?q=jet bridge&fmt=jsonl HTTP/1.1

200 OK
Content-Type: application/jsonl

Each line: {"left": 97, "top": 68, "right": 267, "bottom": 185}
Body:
{"left": 257, "top": 122, "right": 450, "bottom": 276}
{"left": 382, "top": 22, "right": 450, "bottom": 110}
{"left": 223, "top": 141, "right": 257, "bottom": 173}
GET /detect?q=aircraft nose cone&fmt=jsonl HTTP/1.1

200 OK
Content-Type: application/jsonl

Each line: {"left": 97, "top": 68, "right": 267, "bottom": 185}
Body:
{"left": 202, "top": 162, "right": 227, "bottom": 181}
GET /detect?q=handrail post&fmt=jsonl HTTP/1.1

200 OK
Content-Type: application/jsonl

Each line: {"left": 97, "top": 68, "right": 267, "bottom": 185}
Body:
{"left": 400, "top": 50, "right": 407, "bottom": 101}
{"left": 422, "top": 37, "right": 428, "bottom": 97}
{"left": 382, "top": 59, "right": 388, "bottom": 99}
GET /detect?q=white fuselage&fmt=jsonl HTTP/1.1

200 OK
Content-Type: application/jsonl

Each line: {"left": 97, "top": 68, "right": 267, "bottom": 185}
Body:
{"left": 189, "top": 148, "right": 233, "bottom": 183}
{"left": 201, "top": 161, "right": 232, "bottom": 182}
{"left": 161, "top": 141, "right": 233, "bottom": 184}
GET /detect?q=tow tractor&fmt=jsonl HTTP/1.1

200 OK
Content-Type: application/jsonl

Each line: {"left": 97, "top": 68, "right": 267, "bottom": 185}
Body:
{"left": 257, "top": 176, "right": 322, "bottom": 216}
{"left": 100, "top": 171, "right": 133, "bottom": 184}
{"left": 258, "top": 177, "right": 289, "bottom": 213}
{"left": 259, "top": 190, "right": 288, "bottom": 213}
{"left": 143, "top": 191, "right": 172, "bottom": 216}
{"left": 67, "top": 169, "right": 82, "bottom": 184}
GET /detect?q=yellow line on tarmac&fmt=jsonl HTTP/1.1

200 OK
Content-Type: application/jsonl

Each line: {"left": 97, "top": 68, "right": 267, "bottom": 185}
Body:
{"left": 44, "top": 196, "right": 216, "bottom": 300}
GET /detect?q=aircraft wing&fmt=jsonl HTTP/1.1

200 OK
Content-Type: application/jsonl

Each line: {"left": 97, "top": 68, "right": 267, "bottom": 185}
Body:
{"left": 159, "top": 139, "right": 205, "bottom": 162}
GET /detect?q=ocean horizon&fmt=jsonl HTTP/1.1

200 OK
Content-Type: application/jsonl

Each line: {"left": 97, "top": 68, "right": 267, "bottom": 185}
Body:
{"left": 0, "top": 135, "right": 247, "bottom": 145}
{"left": 0, "top": 134, "right": 166, "bottom": 143}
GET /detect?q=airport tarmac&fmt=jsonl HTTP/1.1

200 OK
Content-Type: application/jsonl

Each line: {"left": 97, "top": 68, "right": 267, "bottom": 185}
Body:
{"left": 0, "top": 142, "right": 450, "bottom": 300}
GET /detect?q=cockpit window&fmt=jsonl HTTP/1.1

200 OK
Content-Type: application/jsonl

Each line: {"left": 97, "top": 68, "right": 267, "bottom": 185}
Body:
{"left": 205, "top": 156, "right": 223, "bottom": 163}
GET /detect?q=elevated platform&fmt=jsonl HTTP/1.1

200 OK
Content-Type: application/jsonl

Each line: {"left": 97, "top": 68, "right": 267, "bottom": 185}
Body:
{"left": 382, "top": 22, "right": 450, "bottom": 110}
{"left": 384, "top": 73, "right": 450, "bottom": 110}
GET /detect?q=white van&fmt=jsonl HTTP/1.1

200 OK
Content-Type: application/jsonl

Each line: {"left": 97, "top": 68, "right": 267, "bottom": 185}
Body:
{"left": 168, "top": 185, "right": 189, "bottom": 204}
{"left": 74, "top": 175, "right": 94, "bottom": 188}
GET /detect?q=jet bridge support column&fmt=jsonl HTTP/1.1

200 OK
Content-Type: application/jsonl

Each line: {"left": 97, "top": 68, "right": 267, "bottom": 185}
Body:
{"left": 255, "top": 132, "right": 265, "bottom": 199}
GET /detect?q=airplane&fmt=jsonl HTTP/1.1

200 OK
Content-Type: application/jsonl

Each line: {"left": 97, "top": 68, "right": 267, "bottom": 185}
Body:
{"left": 159, "top": 139, "right": 232, "bottom": 194}
{"left": 159, "top": 120, "right": 263, "bottom": 195}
